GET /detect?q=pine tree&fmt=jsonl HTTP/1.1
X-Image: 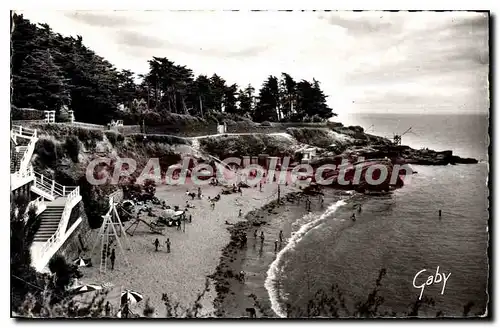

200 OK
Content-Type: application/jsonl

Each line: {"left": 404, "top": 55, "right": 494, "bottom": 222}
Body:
{"left": 237, "top": 84, "right": 255, "bottom": 117}
{"left": 253, "top": 75, "right": 279, "bottom": 122}
{"left": 12, "top": 48, "right": 70, "bottom": 111}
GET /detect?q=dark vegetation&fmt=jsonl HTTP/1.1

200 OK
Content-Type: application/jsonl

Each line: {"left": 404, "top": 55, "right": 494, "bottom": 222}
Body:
{"left": 286, "top": 127, "right": 342, "bottom": 149}
{"left": 199, "top": 134, "right": 296, "bottom": 159}
{"left": 11, "top": 13, "right": 336, "bottom": 127}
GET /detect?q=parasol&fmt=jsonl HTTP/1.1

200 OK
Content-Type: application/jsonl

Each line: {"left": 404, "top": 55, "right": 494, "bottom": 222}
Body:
{"left": 121, "top": 290, "right": 143, "bottom": 305}
{"left": 71, "top": 284, "right": 102, "bottom": 294}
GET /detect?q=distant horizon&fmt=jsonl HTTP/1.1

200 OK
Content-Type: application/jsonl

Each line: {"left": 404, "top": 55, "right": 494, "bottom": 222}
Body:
{"left": 341, "top": 111, "right": 489, "bottom": 116}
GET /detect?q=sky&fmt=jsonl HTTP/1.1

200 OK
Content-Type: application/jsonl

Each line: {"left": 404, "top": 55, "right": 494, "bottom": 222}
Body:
{"left": 16, "top": 10, "right": 490, "bottom": 116}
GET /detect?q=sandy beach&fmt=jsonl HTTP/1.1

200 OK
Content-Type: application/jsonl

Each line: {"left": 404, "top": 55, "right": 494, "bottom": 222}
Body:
{"left": 77, "top": 180, "right": 299, "bottom": 317}
{"left": 209, "top": 189, "right": 348, "bottom": 318}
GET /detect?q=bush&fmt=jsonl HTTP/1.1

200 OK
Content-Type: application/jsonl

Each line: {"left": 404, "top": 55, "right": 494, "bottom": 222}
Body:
{"left": 104, "top": 131, "right": 123, "bottom": 146}
{"left": 286, "top": 127, "right": 336, "bottom": 148}
{"left": 76, "top": 128, "right": 104, "bottom": 149}
{"left": 33, "top": 139, "right": 63, "bottom": 167}
{"left": 11, "top": 107, "right": 46, "bottom": 121}
{"left": 64, "top": 136, "right": 80, "bottom": 163}
{"left": 48, "top": 255, "right": 82, "bottom": 296}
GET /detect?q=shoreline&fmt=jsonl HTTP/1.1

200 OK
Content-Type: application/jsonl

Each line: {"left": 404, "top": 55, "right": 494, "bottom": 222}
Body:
{"left": 209, "top": 188, "right": 358, "bottom": 318}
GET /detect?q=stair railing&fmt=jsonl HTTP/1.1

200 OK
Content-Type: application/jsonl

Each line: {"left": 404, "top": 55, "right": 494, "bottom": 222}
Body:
{"left": 12, "top": 164, "right": 34, "bottom": 181}
{"left": 18, "top": 136, "right": 38, "bottom": 172}
{"left": 33, "top": 171, "right": 71, "bottom": 198}
{"left": 37, "top": 186, "right": 80, "bottom": 263}
{"left": 11, "top": 125, "right": 37, "bottom": 139}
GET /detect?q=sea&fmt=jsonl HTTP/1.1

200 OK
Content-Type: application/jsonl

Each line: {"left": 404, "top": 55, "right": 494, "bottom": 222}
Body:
{"left": 245, "top": 113, "right": 490, "bottom": 318}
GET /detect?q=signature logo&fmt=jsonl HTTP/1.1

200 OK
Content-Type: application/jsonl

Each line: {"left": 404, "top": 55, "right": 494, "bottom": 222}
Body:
{"left": 413, "top": 266, "right": 451, "bottom": 300}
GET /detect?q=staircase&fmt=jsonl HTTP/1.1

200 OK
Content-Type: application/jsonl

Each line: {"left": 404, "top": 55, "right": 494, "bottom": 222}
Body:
{"left": 33, "top": 204, "right": 65, "bottom": 242}
{"left": 10, "top": 125, "right": 83, "bottom": 272}
{"left": 11, "top": 125, "right": 37, "bottom": 191}
{"left": 11, "top": 152, "right": 22, "bottom": 173}
{"left": 30, "top": 173, "right": 82, "bottom": 271}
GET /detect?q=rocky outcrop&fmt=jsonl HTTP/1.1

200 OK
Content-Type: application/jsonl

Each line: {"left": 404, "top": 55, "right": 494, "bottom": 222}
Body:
{"left": 344, "top": 144, "right": 478, "bottom": 166}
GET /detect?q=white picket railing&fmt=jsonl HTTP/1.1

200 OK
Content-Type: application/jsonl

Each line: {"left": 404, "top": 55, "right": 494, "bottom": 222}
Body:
{"left": 11, "top": 125, "right": 37, "bottom": 140}
{"left": 33, "top": 171, "right": 77, "bottom": 198}
{"left": 38, "top": 187, "right": 81, "bottom": 261}
{"left": 13, "top": 164, "right": 34, "bottom": 179}
{"left": 18, "top": 136, "right": 38, "bottom": 172}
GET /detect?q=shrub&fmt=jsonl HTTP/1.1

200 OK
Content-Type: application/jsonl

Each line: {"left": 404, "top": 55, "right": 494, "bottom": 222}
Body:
{"left": 76, "top": 128, "right": 104, "bottom": 149}
{"left": 11, "top": 107, "right": 46, "bottom": 121}
{"left": 34, "top": 139, "right": 62, "bottom": 167}
{"left": 47, "top": 255, "right": 82, "bottom": 296}
{"left": 64, "top": 136, "right": 80, "bottom": 163}
{"left": 104, "top": 131, "right": 121, "bottom": 146}
{"left": 286, "top": 127, "right": 336, "bottom": 148}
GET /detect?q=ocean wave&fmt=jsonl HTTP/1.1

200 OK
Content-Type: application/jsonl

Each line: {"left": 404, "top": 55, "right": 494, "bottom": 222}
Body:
{"left": 264, "top": 199, "right": 347, "bottom": 318}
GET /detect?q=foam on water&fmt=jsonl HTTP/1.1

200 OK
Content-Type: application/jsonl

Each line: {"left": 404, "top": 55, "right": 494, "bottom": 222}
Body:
{"left": 264, "top": 199, "right": 347, "bottom": 318}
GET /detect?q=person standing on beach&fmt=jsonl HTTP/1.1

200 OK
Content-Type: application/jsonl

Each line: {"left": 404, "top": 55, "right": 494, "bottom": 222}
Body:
{"left": 279, "top": 230, "right": 283, "bottom": 243}
{"left": 358, "top": 204, "right": 362, "bottom": 213}
{"left": 110, "top": 249, "right": 116, "bottom": 270}
{"left": 260, "top": 231, "right": 265, "bottom": 243}
{"left": 351, "top": 213, "right": 356, "bottom": 222}
{"left": 154, "top": 238, "right": 160, "bottom": 251}
{"left": 198, "top": 187, "right": 202, "bottom": 199}
{"left": 239, "top": 209, "right": 242, "bottom": 217}
{"left": 259, "top": 182, "right": 262, "bottom": 192}
{"left": 254, "top": 229, "right": 258, "bottom": 239}
{"left": 105, "top": 301, "right": 111, "bottom": 317}
{"left": 166, "top": 238, "right": 171, "bottom": 253}
{"left": 274, "top": 240, "right": 278, "bottom": 252}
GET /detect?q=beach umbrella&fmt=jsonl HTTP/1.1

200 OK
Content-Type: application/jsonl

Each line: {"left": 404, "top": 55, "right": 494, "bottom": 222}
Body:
{"left": 72, "top": 257, "right": 89, "bottom": 267}
{"left": 71, "top": 284, "right": 102, "bottom": 295}
{"left": 121, "top": 290, "right": 143, "bottom": 305}
{"left": 162, "top": 209, "right": 176, "bottom": 219}
{"left": 174, "top": 210, "right": 184, "bottom": 217}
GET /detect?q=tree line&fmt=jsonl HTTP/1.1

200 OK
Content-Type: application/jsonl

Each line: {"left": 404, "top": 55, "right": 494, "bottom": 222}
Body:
{"left": 11, "top": 13, "right": 336, "bottom": 125}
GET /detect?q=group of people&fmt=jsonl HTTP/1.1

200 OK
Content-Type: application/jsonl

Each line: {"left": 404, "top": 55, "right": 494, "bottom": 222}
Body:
{"left": 153, "top": 238, "right": 171, "bottom": 253}
{"left": 253, "top": 229, "right": 285, "bottom": 252}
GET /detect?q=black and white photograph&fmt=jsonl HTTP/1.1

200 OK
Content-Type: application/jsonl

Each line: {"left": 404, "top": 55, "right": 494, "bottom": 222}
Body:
{"left": 9, "top": 9, "right": 490, "bottom": 319}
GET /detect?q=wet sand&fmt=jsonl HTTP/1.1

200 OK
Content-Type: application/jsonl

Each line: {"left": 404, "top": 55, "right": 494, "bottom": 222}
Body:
{"left": 210, "top": 189, "right": 353, "bottom": 318}
{"left": 77, "top": 181, "right": 299, "bottom": 317}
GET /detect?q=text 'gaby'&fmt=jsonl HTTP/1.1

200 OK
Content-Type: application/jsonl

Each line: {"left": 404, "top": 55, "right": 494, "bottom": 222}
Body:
{"left": 413, "top": 266, "right": 451, "bottom": 300}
